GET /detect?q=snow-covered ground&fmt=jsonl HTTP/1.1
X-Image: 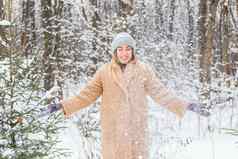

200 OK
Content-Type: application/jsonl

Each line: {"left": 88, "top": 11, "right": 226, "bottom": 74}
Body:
{"left": 57, "top": 100, "right": 238, "bottom": 159}
{"left": 59, "top": 120, "right": 238, "bottom": 159}
{"left": 174, "top": 133, "right": 238, "bottom": 159}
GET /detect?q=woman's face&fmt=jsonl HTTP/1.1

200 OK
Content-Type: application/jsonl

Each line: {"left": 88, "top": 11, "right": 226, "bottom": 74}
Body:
{"left": 115, "top": 44, "right": 133, "bottom": 64}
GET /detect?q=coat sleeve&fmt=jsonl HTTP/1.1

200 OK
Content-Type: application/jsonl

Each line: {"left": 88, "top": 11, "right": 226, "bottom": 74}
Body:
{"left": 144, "top": 65, "right": 189, "bottom": 119}
{"left": 61, "top": 68, "right": 103, "bottom": 117}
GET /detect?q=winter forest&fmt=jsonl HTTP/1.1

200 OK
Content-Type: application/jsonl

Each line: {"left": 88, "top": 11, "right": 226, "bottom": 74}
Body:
{"left": 0, "top": 0, "right": 238, "bottom": 159}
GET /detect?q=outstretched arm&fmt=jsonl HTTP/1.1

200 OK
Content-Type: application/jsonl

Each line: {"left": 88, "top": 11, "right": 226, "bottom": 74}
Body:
{"left": 60, "top": 68, "right": 103, "bottom": 117}
{"left": 144, "top": 65, "right": 189, "bottom": 119}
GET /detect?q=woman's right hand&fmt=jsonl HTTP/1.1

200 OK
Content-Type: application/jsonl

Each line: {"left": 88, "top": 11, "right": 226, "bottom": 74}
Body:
{"left": 47, "top": 103, "right": 62, "bottom": 113}
{"left": 37, "top": 103, "right": 62, "bottom": 117}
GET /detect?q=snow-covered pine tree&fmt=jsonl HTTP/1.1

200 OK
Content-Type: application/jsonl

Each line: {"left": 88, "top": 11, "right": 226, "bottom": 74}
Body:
{"left": 0, "top": 21, "right": 67, "bottom": 159}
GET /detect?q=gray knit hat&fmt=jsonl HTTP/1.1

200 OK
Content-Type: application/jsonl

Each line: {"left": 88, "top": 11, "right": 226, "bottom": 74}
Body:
{"left": 111, "top": 32, "right": 136, "bottom": 54}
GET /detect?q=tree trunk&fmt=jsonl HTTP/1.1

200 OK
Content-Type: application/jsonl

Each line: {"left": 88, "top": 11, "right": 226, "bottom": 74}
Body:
{"left": 197, "top": 0, "right": 219, "bottom": 101}
{"left": 117, "top": 0, "right": 134, "bottom": 31}
{"left": 236, "top": 0, "right": 238, "bottom": 17}
{"left": 3, "top": 0, "right": 12, "bottom": 21}
{"left": 0, "top": 0, "right": 3, "bottom": 19}
{"left": 41, "top": 0, "right": 64, "bottom": 92}
{"left": 118, "top": 0, "right": 134, "bottom": 17}
{"left": 168, "top": 0, "right": 176, "bottom": 40}
{"left": 21, "top": 0, "right": 36, "bottom": 56}
{"left": 0, "top": 0, "right": 5, "bottom": 48}
{"left": 155, "top": 0, "right": 164, "bottom": 35}
{"left": 53, "top": 0, "right": 63, "bottom": 59}
{"left": 231, "top": 0, "right": 238, "bottom": 84}
{"left": 135, "top": 0, "right": 146, "bottom": 40}
{"left": 41, "top": 0, "right": 54, "bottom": 91}
{"left": 53, "top": 0, "right": 64, "bottom": 98}
{"left": 220, "top": 0, "right": 230, "bottom": 75}
{"left": 88, "top": 0, "right": 101, "bottom": 75}
{"left": 0, "top": 0, "right": 13, "bottom": 55}
{"left": 90, "top": 0, "right": 101, "bottom": 51}
{"left": 187, "top": 0, "right": 195, "bottom": 56}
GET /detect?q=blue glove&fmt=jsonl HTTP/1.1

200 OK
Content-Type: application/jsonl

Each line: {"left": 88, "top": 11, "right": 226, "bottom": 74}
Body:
{"left": 48, "top": 103, "right": 62, "bottom": 113}
{"left": 187, "top": 103, "right": 210, "bottom": 117}
{"left": 39, "top": 103, "right": 62, "bottom": 117}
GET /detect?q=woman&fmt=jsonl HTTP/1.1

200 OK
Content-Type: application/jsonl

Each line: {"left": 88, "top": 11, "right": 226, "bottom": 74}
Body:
{"left": 49, "top": 32, "right": 209, "bottom": 159}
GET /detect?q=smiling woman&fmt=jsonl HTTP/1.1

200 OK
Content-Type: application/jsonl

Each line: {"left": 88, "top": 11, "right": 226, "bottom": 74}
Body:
{"left": 115, "top": 44, "right": 133, "bottom": 65}
{"left": 47, "top": 32, "right": 210, "bottom": 159}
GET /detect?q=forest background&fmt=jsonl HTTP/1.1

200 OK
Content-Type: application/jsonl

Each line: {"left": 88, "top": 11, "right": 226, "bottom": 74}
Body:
{"left": 0, "top": 0, "right": 238, "bottom": 159}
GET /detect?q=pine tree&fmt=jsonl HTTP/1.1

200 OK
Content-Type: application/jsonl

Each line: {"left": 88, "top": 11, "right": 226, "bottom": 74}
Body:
{"left": 0, "top": 21, "right": 67, "bottom": 159}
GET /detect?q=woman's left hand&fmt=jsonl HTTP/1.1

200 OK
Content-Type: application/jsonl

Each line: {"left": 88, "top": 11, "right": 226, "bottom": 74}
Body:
{"left": 187, "top": 103, "right": 211, "bottom": 117}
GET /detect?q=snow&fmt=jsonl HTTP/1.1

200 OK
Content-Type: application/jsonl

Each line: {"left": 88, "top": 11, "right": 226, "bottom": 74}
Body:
{"left": 1, "top": 0, "right": 238, "bottom": 158}
{"left": 174, "top": 133, "right": 238, "bottom": 159}
{"left": 58, "top": 118, "right": 101, "bottom": 159}
{"left": 0, "top": 20, "right": 12, "bottom": 26}
{"left": 58, "top": 122, "right": 82, "bottom": 159}
{"left": 57, "top": 97, "right": 238, "bottom": 159}
{"left": 59, "top": 117, "right": 238, "bottom": 159}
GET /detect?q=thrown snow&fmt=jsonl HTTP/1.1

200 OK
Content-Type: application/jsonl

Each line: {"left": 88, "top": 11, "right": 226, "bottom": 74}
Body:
{"left": 173, "top": 132, "right": 238, "bottom": 159}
